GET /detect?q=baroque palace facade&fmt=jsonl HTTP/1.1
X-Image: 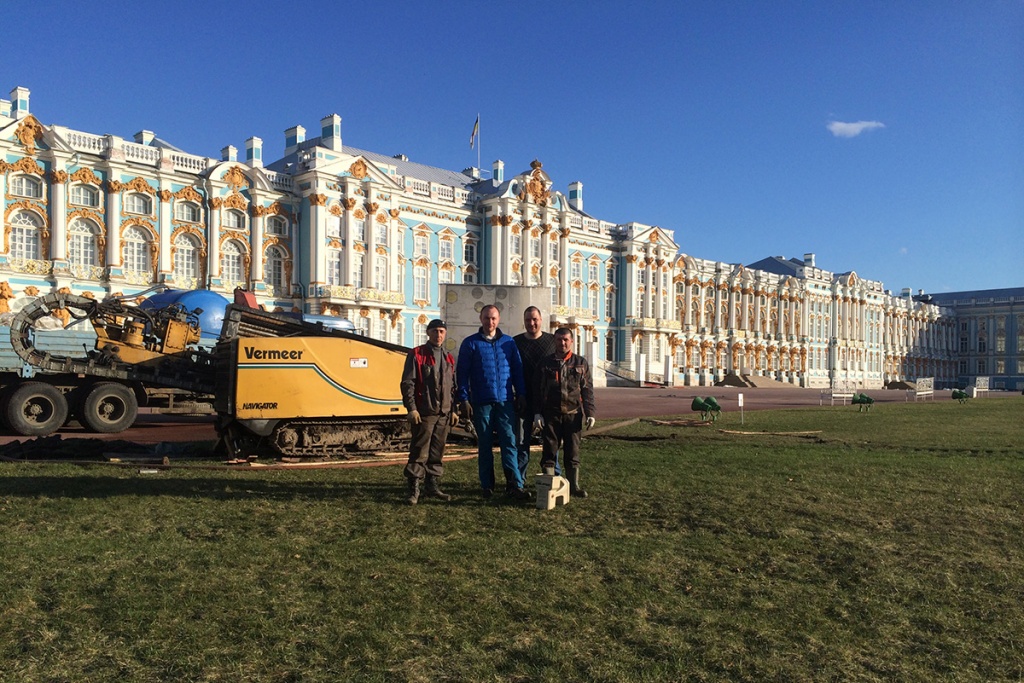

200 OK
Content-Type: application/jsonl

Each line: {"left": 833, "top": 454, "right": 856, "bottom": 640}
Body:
{"left": 5, "top": 85, "right": 1013, "bottom": 390}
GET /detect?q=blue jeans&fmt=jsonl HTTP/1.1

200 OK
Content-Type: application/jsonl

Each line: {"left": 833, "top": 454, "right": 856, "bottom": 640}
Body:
{"left": 473, "top": 401, "right": 521, "bottom": 491}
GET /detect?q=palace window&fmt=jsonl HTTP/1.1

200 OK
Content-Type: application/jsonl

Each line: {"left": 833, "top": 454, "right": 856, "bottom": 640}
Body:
{"left": 267, "top": 215, "right": 288, "bottom": 236}
{"left": 414, "top": 234, "right": 429, "bottom": 257}
{"left": 221, "top": 240, "right": 245, "bottom": 286}
{"left": 375, "top": 222, "right": 388, "bottom": 246}
{"left": 9, "top": 211, "right": 42, "bottom": 259}
{"left": 124, "top": 193, "right": 152, "bottom": 215}
{"left": 328, "top": 214, "right": 341, "bottom": 238}
{"left": 122, "top": 226, "right": 151, "bottom": 274}
{"left": 353, "top": 253, "right": 364, "bottom": 289}
{"left": 510, "top": 233, "right": 521, "bottom": 256}
{"left": 588, "top": 263, "right": 598, "bottom": 283}
{"left": 440, "top": 238, "right": 453, "bottom": 261}
{"left": 510, "top": 270, "right": 522, "bottom": 286}
{"left": 439, "top": 268, "right": 453, "bottom": 284}
{"left": 606, "top": 289, "right": 615, "bottom": 320}
{"left": 531, "top": 236, "right": 541, "bottom": 259}
{"left": 464, "top": 242, "right": 476, "bottom": 263}
{"left": 352, "top": 217, "right": 366, "bottom": 242}
{"left": 68, "top": 218, "right": 100, "bottom": 267}
{"left": 326, "top": 249, "right": 342, "bottom": 286}
{"left": 414, "top": 265, "right": 428, "bottom": 301}
{"left": 571, "top": 260, "right": 582, "bottom": 281}
{"left": 548, "top": 241, "right": 558, "bottom": 263}
{"left": 374, "top": 256, "right": 388, "bottom": 290}
{"left": 173, "top": 233, "right": 200, "bottom": 280}
{"left": 10, "top": 175, "right": 42, "bottom": 198}
{"left": 175, "top": 202, "right": 201, "bottom": 223}
{"left": 70, "top": 184, "right": 99, "bottom": 207}
{"left": 265, "top": 246, "right": 286, "bottom": 289}
{"left": 550, "top": 279, "right": 559, "bottom": 308}
{"left": 223, "top": 210, "right": 245, "bottom": 230}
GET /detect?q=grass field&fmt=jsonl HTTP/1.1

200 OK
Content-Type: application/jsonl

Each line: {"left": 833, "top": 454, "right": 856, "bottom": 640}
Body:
{"left": 1, "top": 398, "right": 1022, "bottom": 682}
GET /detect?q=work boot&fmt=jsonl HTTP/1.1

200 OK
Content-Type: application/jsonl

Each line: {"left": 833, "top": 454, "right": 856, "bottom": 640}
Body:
{"left": 424, "top": 475, "right": 451, "bottom": 501}
{"left": 566, "top": 466, "right": 588, "bottom": 499}
{"left": 406, "top": 476, "right": 421, "bottom": 505}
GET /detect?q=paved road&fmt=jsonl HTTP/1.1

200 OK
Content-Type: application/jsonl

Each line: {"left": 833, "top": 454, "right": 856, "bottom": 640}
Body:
{"left": 0, "top": 386, "right": 1016, "bottom": 447}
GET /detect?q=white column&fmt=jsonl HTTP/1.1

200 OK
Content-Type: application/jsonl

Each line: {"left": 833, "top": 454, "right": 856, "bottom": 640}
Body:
{"left": 51, "top": 179, "right": 67, "bottom": 260}
{"left": 251, "top": 210, "right": 264, "bottom": 282}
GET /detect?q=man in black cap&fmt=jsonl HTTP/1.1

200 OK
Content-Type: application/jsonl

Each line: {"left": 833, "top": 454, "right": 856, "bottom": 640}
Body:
{"left": 400, "top": 318, "right": 458, "bottom": 504}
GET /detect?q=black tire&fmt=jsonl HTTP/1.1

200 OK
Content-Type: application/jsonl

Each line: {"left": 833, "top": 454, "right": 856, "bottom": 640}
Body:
{"left": 78, "top": 382, "right": 138, "bottom": 433}
{"left": 5, "top": 382, "right": 69, "bottom": 437}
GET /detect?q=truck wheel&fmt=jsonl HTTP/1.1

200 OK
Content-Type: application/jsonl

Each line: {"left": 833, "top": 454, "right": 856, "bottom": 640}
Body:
{"left": 79, "top": 382, "right": 138, "bottom": 433}
{"left": 5, "top": 382, "right": 69, "bottom": 437}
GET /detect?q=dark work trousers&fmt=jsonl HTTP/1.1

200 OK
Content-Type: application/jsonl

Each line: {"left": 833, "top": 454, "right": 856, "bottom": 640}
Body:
{"left": 404, "top": 414, "right": 452, "bottom": 480}
{"left": 540, "top": 411, "right": 583, "bottom": 471}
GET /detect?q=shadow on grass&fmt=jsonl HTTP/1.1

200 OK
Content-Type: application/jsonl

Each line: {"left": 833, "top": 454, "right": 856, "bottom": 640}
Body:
{"left": 0, "top": 473, "right": 540, "bottom": 509}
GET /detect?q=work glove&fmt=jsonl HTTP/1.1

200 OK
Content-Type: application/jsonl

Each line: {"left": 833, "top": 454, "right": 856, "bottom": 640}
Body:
{"left": 533, "top": 414, "right": 545, "bottom": 433}
{"left": 585, "top": 416, "right": 596, "bottom": 430}
{"left": 407, "top": 410, "right": 422, "bottom": 426}
{"left": 461, "top": 401, "right": 474, "bottom": 421}
{"left": 449, "top": 411, "right": 459, "bottom": 427}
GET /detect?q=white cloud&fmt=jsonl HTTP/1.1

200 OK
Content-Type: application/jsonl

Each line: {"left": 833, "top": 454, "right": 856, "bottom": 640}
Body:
{"left": 899, "top": 246, "right": 908, "bottom": 255}
{"left": 827, "top": 120, "right": 886, "bottom": 138}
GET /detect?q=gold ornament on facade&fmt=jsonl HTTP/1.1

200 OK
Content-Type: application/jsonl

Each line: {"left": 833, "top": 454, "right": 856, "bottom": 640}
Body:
{"left": 124, "top": 177, "right": 157, "bottom": 195}
{"left": 224, "top": 192, "right": 248, "bottom": 210}
{"left": 376, "top": 213, "right": 387, "bottom": 224}
{"left": 210, "top": 197, "right": 224, "bottom": 209}
{"left": 15, "top": 116, "right": 44, "bottom": 156}
{"left": 375, "top": 245, "right": 387, "bottom": 256}
{"left": 389, "top": 209, "right": 400, "bottom": 219}
{"left": 67, "top": 168, "right": 101, "bottom": 186}
{"left": 349, "top": 159, "right": 369, "bottom": 180}
{"left": 366, "top": 202, "right": 378, "bottom": 214}
{"left": 174, "top": 186, "right": 203, "bottom": 203}
{"left": 157, "top": 189, "right": 172, "bottom": 203}
{"left": 353, "top": 208, "right": 366, "bottom": 219}
{"left": 50, "top": 170, "right": 68, "bottom": 184}
{"left": 8, "top": 157, "right": 45, "bottom": 176}
{"left": 308, "top": 193, "right": 327, "bottom": 207}
{"left": 328, "top": 203, "right": 342, "bottom": 217}
{"left": 222, "top": 166, "right": 250, "bottom": 190}
{"left": 343, "top": 198, "right": 358, "bottom": 211}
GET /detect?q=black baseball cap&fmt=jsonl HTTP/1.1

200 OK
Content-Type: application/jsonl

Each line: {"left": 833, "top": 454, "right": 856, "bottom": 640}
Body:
{"left": 427, "top": 319, "right": 446, "bottom": 330}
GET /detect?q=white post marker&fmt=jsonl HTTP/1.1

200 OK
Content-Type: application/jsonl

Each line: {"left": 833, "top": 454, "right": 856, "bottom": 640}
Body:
{"left": 738, "top": 392, "right": 744, "bottom": 425}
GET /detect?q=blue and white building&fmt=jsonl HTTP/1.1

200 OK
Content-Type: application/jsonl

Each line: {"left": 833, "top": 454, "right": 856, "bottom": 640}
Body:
{"left": 3, "top": 84, "right": 1014, "bottom": 389}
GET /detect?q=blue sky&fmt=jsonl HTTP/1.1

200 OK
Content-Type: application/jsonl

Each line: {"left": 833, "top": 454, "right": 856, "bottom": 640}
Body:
{"left": 5, "top": 1, "right": 1021, "bottom": 294}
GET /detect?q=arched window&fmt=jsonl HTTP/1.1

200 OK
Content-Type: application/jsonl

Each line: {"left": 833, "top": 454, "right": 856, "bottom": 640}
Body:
{"left": 124, "top": 193, "right": 152, "bottom": 215}
{"left": 265, "top": 246, "right": 286, "bottom": 289}
{"left": 122, "top": 226, "right": 151, "bottom": 274}
{"left": 68, "top": 218, "right": 100, "bottom": 267}
{"left": 221, "top": 240, "right": 245, "bottom": 286}
{"left": 223, "top": 210, "right": 245, "bottom": 230}
{"left": 173, "top": 233, "right": 200, "bottom": 282}
{"left": 9, "top": 211, "right": 42, "bottom": 259}
{"left": 69, "top": 184, "right": 99, "bottom": 207}
{"left": 267, "top": 215, "right": 288, "bottom": 236}
{"left": 175, "top": 201, "right": 201, "bottom": 223}
{"left": 10, "top": 175, "right": 42, "bottom": 198}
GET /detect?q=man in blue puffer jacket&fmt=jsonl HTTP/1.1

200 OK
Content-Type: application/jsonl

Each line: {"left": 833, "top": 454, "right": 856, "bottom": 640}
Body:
{"left": 456, "top": 304, "right": 528, "bottom": 499}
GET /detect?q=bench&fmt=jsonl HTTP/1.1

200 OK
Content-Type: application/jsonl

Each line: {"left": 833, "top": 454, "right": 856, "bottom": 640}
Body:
{"left": 906, "top": 377, "right": 934, "bottom": 402}
{"left": 820, "top": 381, "right": 857, "bottom": 406}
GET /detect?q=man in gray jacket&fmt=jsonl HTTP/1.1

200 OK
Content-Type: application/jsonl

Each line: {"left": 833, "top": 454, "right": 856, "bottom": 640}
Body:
{"left": 400, "top": 319, "right": 458, "bottom": 504}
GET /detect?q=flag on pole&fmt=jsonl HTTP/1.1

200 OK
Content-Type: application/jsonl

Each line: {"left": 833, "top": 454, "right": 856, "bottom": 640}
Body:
{"left": 470, "top": 115, "right": 479, "bottom": 149}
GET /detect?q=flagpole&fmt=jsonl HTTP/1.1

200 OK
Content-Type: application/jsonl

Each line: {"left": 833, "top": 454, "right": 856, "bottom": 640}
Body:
{"left": 476, "top": 112, "right": 481, "bottom": 172}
